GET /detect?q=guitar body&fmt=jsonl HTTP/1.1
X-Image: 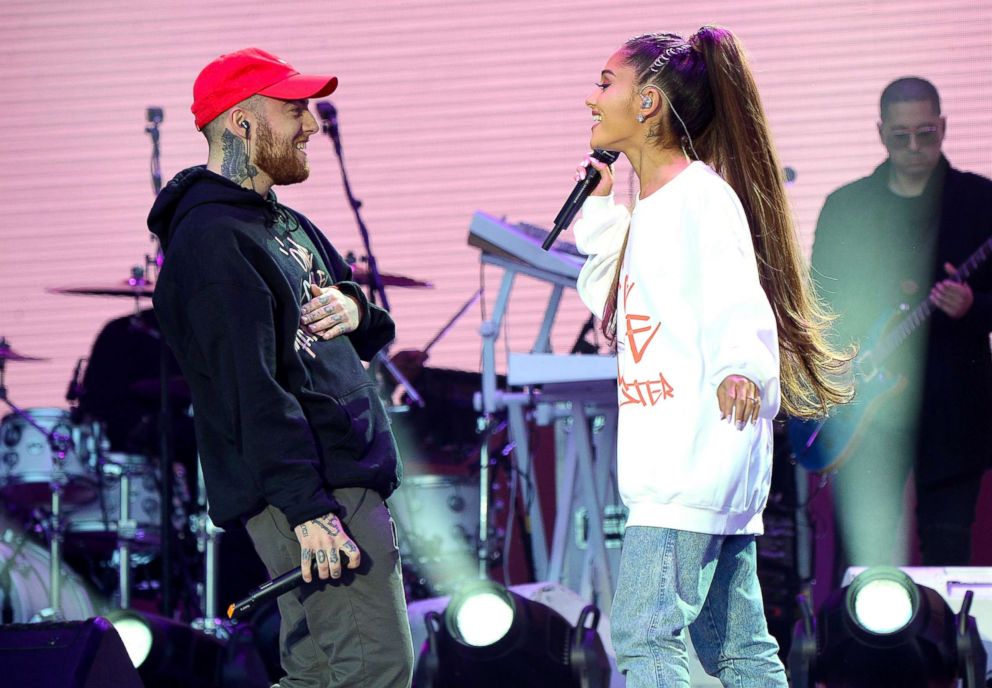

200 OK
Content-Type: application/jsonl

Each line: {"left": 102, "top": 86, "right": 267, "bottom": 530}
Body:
{"left": 787, "top": 370, "right": 907, "bottom": 472}
{"left": 788, "top": 234, "right": 992, "bottom": 473}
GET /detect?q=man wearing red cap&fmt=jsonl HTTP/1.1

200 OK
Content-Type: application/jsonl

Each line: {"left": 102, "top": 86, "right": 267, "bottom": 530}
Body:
{"left": 149, "top": 48, "right": 414, "bottom": 687}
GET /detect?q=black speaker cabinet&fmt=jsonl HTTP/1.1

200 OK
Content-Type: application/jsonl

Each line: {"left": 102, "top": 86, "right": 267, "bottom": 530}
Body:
{"left": 0, "top": 617, "right": 143, "bottom": 687}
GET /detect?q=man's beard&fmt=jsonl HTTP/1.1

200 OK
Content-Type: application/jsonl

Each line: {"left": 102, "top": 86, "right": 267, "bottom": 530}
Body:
{"left": 254, "top": 118, "right": 309, "bottom": 186}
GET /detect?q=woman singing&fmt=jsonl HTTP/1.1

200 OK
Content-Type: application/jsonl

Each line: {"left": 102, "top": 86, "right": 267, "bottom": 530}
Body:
{"left": 572, "top": 26, "right": 852, "bottom": 687}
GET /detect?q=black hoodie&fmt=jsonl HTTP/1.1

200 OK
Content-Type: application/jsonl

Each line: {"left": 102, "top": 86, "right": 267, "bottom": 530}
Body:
{"left": 149, "top": 166, "right": 401, "bottom": 529}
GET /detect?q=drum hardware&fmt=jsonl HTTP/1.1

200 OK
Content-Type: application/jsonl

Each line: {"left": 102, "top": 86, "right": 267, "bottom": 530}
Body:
{"left": 117, "top": 470, "right": 134, "bottom": 609}
{"left": 0, "top": 518, "right": 97, "bottom": 622}
{"left": 48, "top": 271, "right": 155, "bottom": 301}
{"left": 342, "top": 254, "right": 433, "bottom": 289}
{"left": 0, "top": 339, "right": 48, "bottom": 363}
{"left": 189, "top": 456, "right": 231, "bottom": 638}
{"left": 0, "top": 526, "right": 32, "bottom": 622}
{"left": 49, "top": 276, "right": 181, "bottom": 617}
{"left": 0, "top": 341, "right": 80, "bottom": 621}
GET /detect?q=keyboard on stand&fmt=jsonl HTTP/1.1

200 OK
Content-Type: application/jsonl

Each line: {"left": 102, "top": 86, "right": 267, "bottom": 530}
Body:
{"left": 468, "top": 211, "right": 584, "bottom": 281}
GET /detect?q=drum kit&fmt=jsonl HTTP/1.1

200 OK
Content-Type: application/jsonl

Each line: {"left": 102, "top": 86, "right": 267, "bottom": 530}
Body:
{"left": 0, "top": 257, "right": 435, "bottom": 629}
{"left": 0, "top": 326, "right": 167, "bottom": 626}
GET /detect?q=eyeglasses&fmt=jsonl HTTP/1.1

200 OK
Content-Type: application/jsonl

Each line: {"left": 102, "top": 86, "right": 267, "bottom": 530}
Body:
{"left": 884, "top": 125, "right": 940, "bottom": 149}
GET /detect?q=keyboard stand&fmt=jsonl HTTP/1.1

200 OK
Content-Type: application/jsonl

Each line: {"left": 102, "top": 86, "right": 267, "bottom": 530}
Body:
{"left": 473, "top": 244, "right": 621, "bottom": 614}
{"left": 477, "top": 252, "right": 563, "bottom": 581}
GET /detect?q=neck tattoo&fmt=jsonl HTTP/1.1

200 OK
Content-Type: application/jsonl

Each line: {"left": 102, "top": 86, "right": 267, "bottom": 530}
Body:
{"left": 220, "top": 129, "right": 258, "bottom": 186}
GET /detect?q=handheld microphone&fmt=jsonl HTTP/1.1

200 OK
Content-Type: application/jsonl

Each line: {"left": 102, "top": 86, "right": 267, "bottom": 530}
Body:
{"left": 315, "top": 101, "right": 339, "bottom": 141}
{"left": 542, "top": 149, "right": 620, "bottom": 251}
{"left": 228, "top": 560, "right": 317, "bottom": 621}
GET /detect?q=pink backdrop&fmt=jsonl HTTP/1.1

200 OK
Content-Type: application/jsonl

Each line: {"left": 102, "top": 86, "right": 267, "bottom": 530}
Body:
{"left": 1, "top": 2, "right": 991, "bottom": 592}
{"left": 2, "top": 0, "right": 989, "bottom": 405}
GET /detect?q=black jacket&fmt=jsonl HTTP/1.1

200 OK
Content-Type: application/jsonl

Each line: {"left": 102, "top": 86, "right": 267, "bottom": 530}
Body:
{"left": 149, "top": 166, "right": 401, "bottom": 528}
{"left": 813, "top": 157, "right": 992, "bottom": 483}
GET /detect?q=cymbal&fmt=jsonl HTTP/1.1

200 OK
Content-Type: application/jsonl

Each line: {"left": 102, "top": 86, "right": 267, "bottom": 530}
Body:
{"left": 51, "top": 268, "right": 430, "bottom": 295}
{"left": 0, "top": 340, "right": 47, "bottom": 362}
{"left": 49, "top": 279, "right": 154, "bottom": 298}
{"left": 348, "top": 264, "right": 432, "bottom": 289}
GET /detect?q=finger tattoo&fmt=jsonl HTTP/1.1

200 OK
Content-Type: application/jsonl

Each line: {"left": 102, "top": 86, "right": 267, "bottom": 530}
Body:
{"left": 302, "top": 548, "right": 312, "bottom": 561}
{"left": 316, "top": 550, "right": 327, "bottom": 563}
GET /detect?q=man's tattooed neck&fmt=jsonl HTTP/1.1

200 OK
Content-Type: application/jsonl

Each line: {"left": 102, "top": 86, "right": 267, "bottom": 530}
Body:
{"left": 220, "top": 129, "right": 258, "bottom": 185}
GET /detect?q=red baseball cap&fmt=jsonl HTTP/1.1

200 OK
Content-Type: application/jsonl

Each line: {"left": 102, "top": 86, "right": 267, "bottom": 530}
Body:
{"left": 191, "top": 48, "right": 338, "bottom": 130}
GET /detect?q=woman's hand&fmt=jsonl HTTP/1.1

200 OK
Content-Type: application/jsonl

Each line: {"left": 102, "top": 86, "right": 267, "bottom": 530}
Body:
{"left": 717, "top": 375, "right": 761, "bottom": 428}
{"left": 575, "top": 151, "right": 614, "bottom": 197}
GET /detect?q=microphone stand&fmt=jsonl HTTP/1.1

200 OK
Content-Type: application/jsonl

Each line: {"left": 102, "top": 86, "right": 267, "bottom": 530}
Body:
{"left": 144, "top": 105, "right": 176, "bottom": 616}
{"left": 317, "top": 104, "right": 423, "bottom": 407}
{"left": 145, "top": 107, "right": 163, "bottom": 196}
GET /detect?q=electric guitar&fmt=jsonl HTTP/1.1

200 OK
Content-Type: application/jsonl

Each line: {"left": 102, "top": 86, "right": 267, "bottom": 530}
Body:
{"left": 788, "top": 234, "right": 992, "bottom": 472}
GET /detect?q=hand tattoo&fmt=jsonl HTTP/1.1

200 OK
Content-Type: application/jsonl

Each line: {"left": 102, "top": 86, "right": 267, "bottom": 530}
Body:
{"left": 220, "top": 129, "right": 258, "bottom": 185}
{"left": 300, "top": 524, "right": 309, "bottom": 537}
{"left": 319, "top": 516, "right": 341, "bottom": 536}
{"left": 316, "top": 550, "right": 327, "bottom": 564}
{"left": 302, "top": 549, "right": 312, "bottom": 562}
{"left": 313, "top": 516, "right": 341, "bottom": 537}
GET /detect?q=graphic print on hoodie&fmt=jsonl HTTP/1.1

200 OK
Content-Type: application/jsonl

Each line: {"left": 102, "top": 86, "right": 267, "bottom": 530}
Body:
{"left": 148, "top": 166, "right": 401, "bottom": 529}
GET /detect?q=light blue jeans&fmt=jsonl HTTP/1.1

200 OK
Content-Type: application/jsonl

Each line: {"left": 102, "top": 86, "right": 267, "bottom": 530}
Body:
{"left": 611, "top": 526, "right": 787, "bottom": 687}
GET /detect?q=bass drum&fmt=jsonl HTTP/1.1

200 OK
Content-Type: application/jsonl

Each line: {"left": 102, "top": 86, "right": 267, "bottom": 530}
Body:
{"left": 0, "top": 521, "right": 98, "bottom": 622}
{"left": 388, "top": 474, "right": 479, "bottom": 597}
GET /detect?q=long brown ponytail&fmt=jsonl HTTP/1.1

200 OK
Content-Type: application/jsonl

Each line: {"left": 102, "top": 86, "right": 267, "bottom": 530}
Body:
{"left": 605, "top": 26, "right": 854, "bottom": 418}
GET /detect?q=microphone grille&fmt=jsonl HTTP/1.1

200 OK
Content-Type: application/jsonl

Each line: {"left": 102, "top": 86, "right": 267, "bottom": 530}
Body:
{"left": 592, "top": 149, "right": 620, "bottom": 165}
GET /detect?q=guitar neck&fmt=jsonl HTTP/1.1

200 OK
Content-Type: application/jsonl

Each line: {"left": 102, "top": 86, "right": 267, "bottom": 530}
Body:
{"left": 867, "top": 235, "right": 992, "bottom": 365}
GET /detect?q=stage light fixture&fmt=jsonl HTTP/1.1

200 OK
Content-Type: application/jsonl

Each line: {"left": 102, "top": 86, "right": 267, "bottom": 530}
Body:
{"left": 105, "top": 609, "right": 226, "bottom": 688}
{"left": 789, "top": 566, "right": 988, "bottom": 688}
{"left": 448, "top": 584, "right": 515, "bottom": 648}
{"left": 846, "top": 566, "right": 917, "bottom": 638}
{"left": 109, "top": 611, "right": 154, "bottom": 667}
{"left": 414, "top": 579, "right": 611, "bottom": 688}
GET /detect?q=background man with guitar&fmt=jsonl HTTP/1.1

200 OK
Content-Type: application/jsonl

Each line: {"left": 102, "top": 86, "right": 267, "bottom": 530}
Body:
{"left": 810, "top": 77, "right": 992, "bottom": 571}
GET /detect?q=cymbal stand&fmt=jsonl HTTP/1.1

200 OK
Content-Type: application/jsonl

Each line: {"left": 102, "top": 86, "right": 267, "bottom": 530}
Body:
{"left": 191, "top": 456, "right": 229, "bottom": 638}
{"left": 45, "top": 471, "right": 67, "bottom": 620}
{"left": 145, "top": 106, "right": 165, "bottom": 264}
{"left": 0, "top": 349, "right": 70, "bottom": 619}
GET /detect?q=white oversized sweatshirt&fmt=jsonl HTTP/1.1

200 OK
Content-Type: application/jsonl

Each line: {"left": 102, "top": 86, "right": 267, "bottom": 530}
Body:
{"left": 575, "top": 161, "right": 780, "bottom": 535}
